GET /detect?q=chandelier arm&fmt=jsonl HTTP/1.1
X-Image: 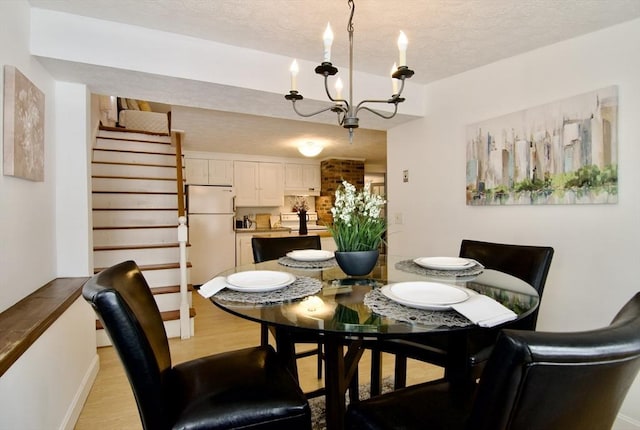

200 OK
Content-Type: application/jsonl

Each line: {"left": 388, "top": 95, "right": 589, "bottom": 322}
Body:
{"left": 337, "top": 110, "right": 347, "bottom": 126}
{"left": 290, "top": 100, "right": 346, "bottom": 118}
{"left": 356, "top": 104, "right": 399, "bottom": 120}
{"left": 355, "top": 96, "right": 403, "bottom": 111}
{"left": 395, "top": 77, "right": 407, "bottom": 97}
{"left": 323, "top": 75, "right": 349, "bottom": 109}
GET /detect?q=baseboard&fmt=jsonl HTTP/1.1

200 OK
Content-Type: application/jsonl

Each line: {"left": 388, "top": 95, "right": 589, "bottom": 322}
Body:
{"left": 614, "top": 414, "right": 640, "bottom": 429}
{"left": 59, "top": 353, "right": 100, "bottom": 430}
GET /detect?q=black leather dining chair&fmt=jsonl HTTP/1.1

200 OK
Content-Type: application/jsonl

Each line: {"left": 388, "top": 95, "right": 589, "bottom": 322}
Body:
{"left": 82, "top": 260, "right": 311, "bottom": 430}
{"left": 347, "top": 292, "right": 640, "bottom": 430}
{"left": 252, "top": 235, "right": 322, "bottom": 264}
{"left": 369, "top": 239, "right": 554, "bottom": 393}
{"left": 251, "top": 235, "right": 325, "bottom": 379}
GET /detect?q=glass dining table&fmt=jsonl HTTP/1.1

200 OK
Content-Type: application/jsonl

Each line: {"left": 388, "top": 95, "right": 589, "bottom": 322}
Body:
{"left": 209, "top": 254, "right": 539, "bottom": 430}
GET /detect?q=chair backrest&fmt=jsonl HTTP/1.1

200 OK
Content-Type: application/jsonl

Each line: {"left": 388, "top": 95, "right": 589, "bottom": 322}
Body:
{"left": 252, "top": 235, "right": 322, "bottom": 263}
{"left": 82, "top": 260, "right": 171, "bottom": 430}
{"left": 459, "top": 239, "right": 554, "bottom": 329}
{"left": 469, "top": 292, "right": 640, "bottom": 430}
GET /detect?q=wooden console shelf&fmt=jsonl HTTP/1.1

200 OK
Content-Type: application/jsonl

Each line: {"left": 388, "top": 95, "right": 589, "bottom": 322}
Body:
{"left": 0, "top": 277, "right": 89, "bottom": 377}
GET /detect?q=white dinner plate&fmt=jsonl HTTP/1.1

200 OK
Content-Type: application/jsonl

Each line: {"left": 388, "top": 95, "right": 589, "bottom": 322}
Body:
{"left": 381, "top": 282, "right": 470, "bottom": 310}
{"left": 414, "top": 256, "right": 474, "bottom": 270}
{"left": 286, "top": 249, "right": 335, "bottom": 262}
{"left": 226, "top": 270, "right": 296, "bottom": 292}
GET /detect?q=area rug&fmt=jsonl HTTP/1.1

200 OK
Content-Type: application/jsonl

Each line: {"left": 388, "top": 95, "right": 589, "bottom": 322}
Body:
{"left": 309, "top": 377, "right": 395, "bottom": 430}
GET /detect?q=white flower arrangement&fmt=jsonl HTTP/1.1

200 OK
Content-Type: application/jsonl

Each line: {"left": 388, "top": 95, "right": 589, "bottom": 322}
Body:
{"left": 328, "top": 180, "right": 386, "bottom": 252}
{"left": 290, "top": 196, "right": 309, "bottom": 212}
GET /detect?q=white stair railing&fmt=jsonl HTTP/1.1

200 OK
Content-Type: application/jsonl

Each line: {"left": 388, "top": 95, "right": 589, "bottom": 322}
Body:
{"left": 178, "top": 215, "right": 190, "bottom": 339}
{"left": 172, "top": 130, "right": 191, "bottom": 339}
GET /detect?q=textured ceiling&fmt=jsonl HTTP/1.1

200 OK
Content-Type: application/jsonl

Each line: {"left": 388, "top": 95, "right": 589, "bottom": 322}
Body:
{"left": 29, "top": 0, "right": 640, "bottom": 167}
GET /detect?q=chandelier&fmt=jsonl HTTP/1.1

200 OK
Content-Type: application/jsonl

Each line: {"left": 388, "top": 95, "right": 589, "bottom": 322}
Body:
{"left": 285, "top": 0, "right": 414, "bottom": 143}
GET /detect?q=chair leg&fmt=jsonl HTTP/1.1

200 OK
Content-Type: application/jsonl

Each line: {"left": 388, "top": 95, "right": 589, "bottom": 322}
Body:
{"left": 394, "top": 354, "right": 407, "bottom": 389}
{"left": 370, "top": 349, "right": 382, "bottom": 396}
{"left": 260, "top": 323, "right": 269, "bottom": 346}
{"left": 316, "top": 341, "right": 323, "bottom": 379}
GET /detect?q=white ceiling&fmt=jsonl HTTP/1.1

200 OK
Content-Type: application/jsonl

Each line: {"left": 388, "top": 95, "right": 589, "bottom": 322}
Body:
{"left": 29, "top": 0, "right": 640, "bottom": 166}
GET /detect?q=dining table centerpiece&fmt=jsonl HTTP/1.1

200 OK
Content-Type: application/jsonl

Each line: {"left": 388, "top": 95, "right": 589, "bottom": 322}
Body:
{"left": 327, "top": 180, "right": 386, "bottom": 276}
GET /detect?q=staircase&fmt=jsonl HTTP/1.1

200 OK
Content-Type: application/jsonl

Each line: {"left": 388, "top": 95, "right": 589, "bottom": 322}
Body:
{"left": 91, "top": 128, "right": 193, "bottom": 346}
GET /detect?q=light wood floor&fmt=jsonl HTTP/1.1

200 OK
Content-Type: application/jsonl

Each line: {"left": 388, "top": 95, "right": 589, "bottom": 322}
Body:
{"left": 75, "top": 293, "right": 443, "bottom": 429}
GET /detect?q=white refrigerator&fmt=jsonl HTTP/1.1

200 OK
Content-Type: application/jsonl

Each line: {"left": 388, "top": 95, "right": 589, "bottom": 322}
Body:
{"left": 187, "top": 185, "right": 236, "bottom": 285}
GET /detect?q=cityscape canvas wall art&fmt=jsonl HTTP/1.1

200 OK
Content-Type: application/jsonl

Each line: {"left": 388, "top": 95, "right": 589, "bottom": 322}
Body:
{"left": 466, "top": 86, "right": 618, "bottom": 205}
{"left": 3, "top": 65, "right": 45, "bottom": 181}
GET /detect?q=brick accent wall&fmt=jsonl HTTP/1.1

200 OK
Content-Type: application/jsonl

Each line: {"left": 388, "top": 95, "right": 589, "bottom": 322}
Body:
{"left": 315, "top": 159, "right": 365, "bottom": 226}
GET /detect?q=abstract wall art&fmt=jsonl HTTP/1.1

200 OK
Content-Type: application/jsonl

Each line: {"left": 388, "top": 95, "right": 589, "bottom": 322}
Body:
{"left": 466, "top": 86, "right": 618, "bottom": 205}
{"left": 3, "top": 65, "right": 45, "bottom": 181}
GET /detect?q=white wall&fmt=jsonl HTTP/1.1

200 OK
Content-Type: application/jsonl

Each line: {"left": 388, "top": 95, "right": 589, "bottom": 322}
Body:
{"left": 388, "top": 19, "right": 640, "bottom": 426}
{"left": 0, "top": 2, "right": 98, "bottom": 429}
{"left": 0, "top": 0, "right": 57, "bottom": 311}
{"left": 0, "top": 298, "right": 98, "bottom": 430}
{"left": 55, "top": 81, "right": 93, "bottom": 276}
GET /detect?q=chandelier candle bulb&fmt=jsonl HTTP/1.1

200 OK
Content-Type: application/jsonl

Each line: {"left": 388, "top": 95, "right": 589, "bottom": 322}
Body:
{"left": 391, "top": 63, "right": 399, "bottom": 94}
{"left": 290, "top": 60, "right": 299, "bottom": 91}
{"left": 323, "top": 23, "right": 334, "bottom": 62}
{"left": 335, "top": 77, "right": 344, "bottom": 99}
{"left": 398, "top": 31, "right": 408, "bottom": 66}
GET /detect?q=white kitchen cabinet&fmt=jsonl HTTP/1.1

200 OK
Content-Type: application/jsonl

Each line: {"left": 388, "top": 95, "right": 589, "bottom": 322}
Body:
{"left": 208, "top": 160, "right": 234, "bottom": 185}
{"left": 235, "top": 231, "right": 291, "bottom": 265}
{"left": 234, "top": 161, "right": 283, "bottom": 206}
{"left": 235, "top": 233, "right": 255, "bottom": 266}
{"left": 284, "top": 163, "right": 321, "bottom": 196}
{"left": 184, "top": 158, "right": 233, "bottom": 186}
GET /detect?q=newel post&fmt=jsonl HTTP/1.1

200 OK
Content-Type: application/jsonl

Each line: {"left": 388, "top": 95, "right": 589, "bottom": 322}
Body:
{"left": 178, "top": 216, "right": 190, "bottom": 339}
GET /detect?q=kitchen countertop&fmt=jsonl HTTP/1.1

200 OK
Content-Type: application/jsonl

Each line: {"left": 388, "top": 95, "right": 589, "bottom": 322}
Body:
{"left": 234, "top": 227, "right": 292, "bottom": 233}
{"left": 314, "top": 230, "right": 333, "bottom": 238}
{"left": 234, "top": 227, "right": 333, "bottom": 238}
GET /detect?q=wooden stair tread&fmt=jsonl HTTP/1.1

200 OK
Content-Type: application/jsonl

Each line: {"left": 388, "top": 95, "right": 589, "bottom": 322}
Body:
{"left": 92, "top": 207, "right": 179, "bottom": 211}
{"left": 93, "top": 147, "right": 176, "bottom": 156}
{"left": 92, "top": 175, "right": 180, "bottom": 181}
{"left": 92, "top": 190, "right": 178, "bottom": 195}
{"left": 94, "top": 242, "right": 185, "bottom": 251}
{"left": 93, "top": 225, "right": 178, "bottom": 230}
{"left": 95, "top": 308, "right": 196, "bottom": 330}
{"left": 152, "top": 284, "right": 194, "bottom": 294}
{"left": 92, "top": 160, "right": 179, "bottom": 168}
{"left": 98, "top": 124, "right": 169, "bottom": 137}
{"left": 94, "top": 262, "right": 192, "bottom": 273}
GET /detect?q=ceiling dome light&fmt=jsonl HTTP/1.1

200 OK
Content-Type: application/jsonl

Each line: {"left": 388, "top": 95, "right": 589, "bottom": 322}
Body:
{"left": 298, "top": 141, "right": 323, "bottom": 157}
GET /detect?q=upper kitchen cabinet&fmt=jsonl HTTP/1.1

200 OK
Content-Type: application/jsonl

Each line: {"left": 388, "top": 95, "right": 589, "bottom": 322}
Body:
{"left": 184, "top": 158, "right": 234, "bottom": 186}
{"left": 284, "top": 163, "right": 321, "bottom": 196}
{"left": 234, "top": 161, "right": 284, "bottom": 206}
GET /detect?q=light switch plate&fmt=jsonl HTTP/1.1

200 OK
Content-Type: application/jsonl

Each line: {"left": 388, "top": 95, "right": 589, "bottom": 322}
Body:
{"left": 403, "top": 170, "right": 409, "bottom": 182}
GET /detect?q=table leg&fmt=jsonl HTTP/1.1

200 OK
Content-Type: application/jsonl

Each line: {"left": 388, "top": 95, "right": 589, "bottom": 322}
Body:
{"left": 323, "top": 336, "right": 364, "bottom": 430}
{"left": 443, "top": 331, "right": 478, "bottom": 391}
{"left": 273, "top": 327, "right": 299, "bottom": 381}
